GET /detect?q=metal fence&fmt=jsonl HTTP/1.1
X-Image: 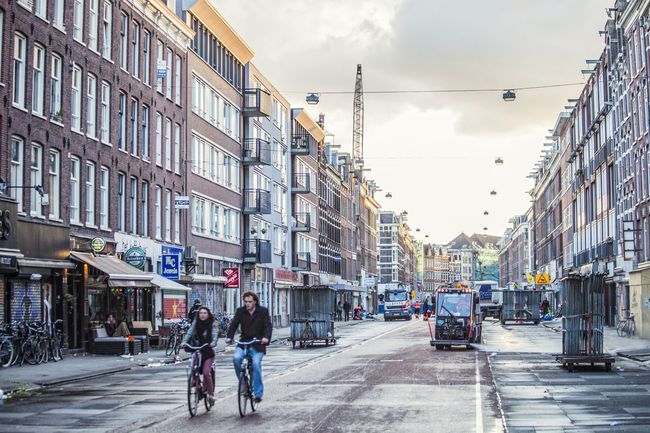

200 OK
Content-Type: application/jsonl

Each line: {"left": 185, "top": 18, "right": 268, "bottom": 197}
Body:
{"left": 500, "top": 289, "right": 544, "bottom": 323}
{"left": 290, "top": 286, "right": 336, "bottom": 341}
{"left": 562, "top": 275, "right": 604, "bottom": 357}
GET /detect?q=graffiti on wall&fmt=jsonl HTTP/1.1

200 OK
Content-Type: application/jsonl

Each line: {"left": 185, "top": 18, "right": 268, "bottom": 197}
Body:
{"left": 11, "top": 281, "right": 41, "bottom": 322}
{"left": 163, "top": 296, "right": 187, "bottom": 320}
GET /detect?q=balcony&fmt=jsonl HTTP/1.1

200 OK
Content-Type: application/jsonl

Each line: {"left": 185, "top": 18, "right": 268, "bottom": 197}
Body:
{"left": 292, "top": 252, "right": 311, "bottom": 271}
{"left": 243, "top": 88, "right": 272, "bottom": 117}
{"left": 291, "top": 173, "right": 310, "bottom": 194}
{"left": 291, "top": 134, "right": 311, "bottom": 155}
{"left": 244, "top": 239, "right": 272, "bottom": 264}
{"left": 243, "top": 138, "right": 272, "bottom": 166}
{"left": 243, "top": 189, "right": 271, "bottom": 215}
{"left": 292, "top": 212, "right": 311, "bottom": 232}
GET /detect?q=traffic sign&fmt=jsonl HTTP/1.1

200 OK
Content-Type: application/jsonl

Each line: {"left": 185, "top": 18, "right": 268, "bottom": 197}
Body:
{"left": 535, "top": 273, "right": 550, "bottom": 285}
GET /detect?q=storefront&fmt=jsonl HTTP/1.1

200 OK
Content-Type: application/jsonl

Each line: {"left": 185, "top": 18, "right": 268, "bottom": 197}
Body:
{"left": 274, "top": 269, "right": 293, "bottom": 327}
{"left": 629, "top": 263, "right": 650, "bottom": 338}
{"left": 181, "top": 274, "right": 228, "bottom": 317}
{"left": 70, "top": 252, "right": 156, "bottom": 349}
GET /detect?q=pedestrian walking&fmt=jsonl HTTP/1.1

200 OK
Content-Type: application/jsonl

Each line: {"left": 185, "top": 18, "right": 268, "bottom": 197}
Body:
{"left": 413, "top": 300, "right": 421, "bottom": 319}
{"left": 423, "top": 298, "right": 430, "bottom": 321}
{"left": 337, "top": 300, "right": 343, "bottom": 321}
{"left": 343, "top": 300, "right": 351, "bottom": 321}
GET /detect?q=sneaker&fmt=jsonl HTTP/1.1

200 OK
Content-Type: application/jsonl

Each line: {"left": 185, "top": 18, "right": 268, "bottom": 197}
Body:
{"left": 254, "top": 396, "right": 262, "bottom": 403}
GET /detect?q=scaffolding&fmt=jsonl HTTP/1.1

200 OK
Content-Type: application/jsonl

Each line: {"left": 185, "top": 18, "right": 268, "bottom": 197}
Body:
{"left": 499, "top": 288, "right": 544, "bottom": 324}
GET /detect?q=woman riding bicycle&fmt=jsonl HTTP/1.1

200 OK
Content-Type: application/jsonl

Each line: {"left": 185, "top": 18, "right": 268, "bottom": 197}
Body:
{"left": 181, "top": 306, "right": 218, "bottom": 403}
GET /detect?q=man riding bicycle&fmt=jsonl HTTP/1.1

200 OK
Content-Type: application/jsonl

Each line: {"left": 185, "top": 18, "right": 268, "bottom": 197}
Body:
{"left": 181, "top": 306, "right": 218, "bottom": 403}
{"left": 225, "top": 291, "right": 272, "bottom": 403}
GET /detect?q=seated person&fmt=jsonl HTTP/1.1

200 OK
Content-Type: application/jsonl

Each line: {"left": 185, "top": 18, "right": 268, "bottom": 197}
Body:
{"left": 105, "top": 313, "right": 130, "bottom": 337}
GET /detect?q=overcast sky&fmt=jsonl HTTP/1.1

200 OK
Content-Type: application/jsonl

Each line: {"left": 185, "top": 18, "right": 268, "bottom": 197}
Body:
{"left": 215, "top": 0, "right": 612, "bottom": 244}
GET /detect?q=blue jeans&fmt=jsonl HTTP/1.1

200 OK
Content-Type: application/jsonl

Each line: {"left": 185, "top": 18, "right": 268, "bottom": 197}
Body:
{"left": 233, "top": 346, "right": 265, "bottom": 398}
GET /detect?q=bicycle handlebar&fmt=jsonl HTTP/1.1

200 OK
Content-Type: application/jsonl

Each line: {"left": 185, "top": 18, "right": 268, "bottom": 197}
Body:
{"left": 233, "top": 338, "right": 261, "bottom": 345}
{"left": 183, "top": 343, "right": 210, "bottom": 351}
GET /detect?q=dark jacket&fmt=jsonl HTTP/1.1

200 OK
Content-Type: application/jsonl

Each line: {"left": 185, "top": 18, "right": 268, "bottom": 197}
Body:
{"left": 226, "top": 305, "right": 273, "bottom": 354}
{"left": 183, "top": 318, "right": 218, "bottom": 359}
{"left": 343, "top": 301, "right": 351, "bottom": 312}
{"left": 188, "top": 304, "right": 201, "bottom": 321}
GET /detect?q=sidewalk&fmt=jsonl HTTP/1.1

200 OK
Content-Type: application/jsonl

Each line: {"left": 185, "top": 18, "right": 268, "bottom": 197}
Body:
{"left": 0, "top": 319, "right": 363, "bottom": 397}
{"left": 541, "top": 317, "right": 650, "bottom": 363}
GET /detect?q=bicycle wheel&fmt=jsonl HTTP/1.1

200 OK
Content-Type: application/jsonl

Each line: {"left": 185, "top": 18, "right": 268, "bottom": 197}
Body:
{"left": 38, "top": 338, "right": 49, "bottom": 364}
{"left": 204, "top": 367, "right": 215, "bottom": 411}
{"left": 629, "top": 320, "right": 636, "bottom": 337}
{"left": 0, "top": 339, "right": 14, "bottom": 368}
{"left": 166, "top": 334, "right": 177, "bottom": 357}
{"left": 249, "top": 365, "right": 257, "bottom": 412}
{"left": 617, "top": 321, "right": 625, "bottom": 337}
{"left": 21, "top": 340, "right": 37, "bottom": 366}
{"left": 174, "top": 336, "right": 182, "bottom": 355}
{"left": 238, "top": 373, "right": 249, "bottom": 417}
{"left": 187, "top": 370, "right": 199, "bottom": 417}
{"left": 51, "top": 335, "right": 62, "bottom": 362}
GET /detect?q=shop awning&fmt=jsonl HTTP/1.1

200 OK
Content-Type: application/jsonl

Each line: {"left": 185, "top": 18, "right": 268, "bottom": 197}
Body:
{"left": 146, "top": 273, "right": 191, "bottom": 292}
{"left": 17, "top": 258, "right": 76, "bottom": 269}
{"left": 70, "top": 252, "right": 154, "bottom": 288}
{"left": 185, "top": 274, "right": 227, "bottom": 283}
{"left": 332, "top": 284, "right": 365, "bottom": 293}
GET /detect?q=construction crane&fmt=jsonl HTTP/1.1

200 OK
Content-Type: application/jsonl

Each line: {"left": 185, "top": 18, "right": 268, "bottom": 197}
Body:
{"left": 353, "top": 64, "right": 364, "bottom": 174}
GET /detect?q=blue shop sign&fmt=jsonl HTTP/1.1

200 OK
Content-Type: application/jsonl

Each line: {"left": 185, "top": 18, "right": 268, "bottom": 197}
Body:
{"left": 161, "top": 254, "right": 180, "bottom": 280}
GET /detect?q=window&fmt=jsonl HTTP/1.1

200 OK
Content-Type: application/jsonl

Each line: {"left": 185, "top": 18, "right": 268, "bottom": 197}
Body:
{"left": 155, "top": 112, "right": 162, "bottom": 165}
{"left": 71, "top": 64, "right": 82, "bottom": 131}
{"left": 143, "top": 31, "right": 151, "bottom": 86}
{"left": 174, "top": 193, "right": 180, "bottom": 243}
{"left": 70, "top": 157, "right": 80, "bottom": 223}
{"left": 117, "top": 172, "right": 125, "bottom": 231}
{"left": 32, "top": 44, "right": 45, "bottom": 115}
{"left": 165, "top": 118, "right": 172, "bottom": 170}
{"left": 30, "top": 144, "right": 43, "bottom": 216}
{"left": 174, "top": 55, "right": 181, "bottom": 104}
{"left": 155, "top": 186, "right": 162, "bottom": 239}
{"left": 10, "top": 137, "right": 24, "bottom": 213}
{"left": 118, "top": 92, "right": 126, "bottom": 150}
{"left": 13, "top": 33, "right": 26, "bottom": 108}
{"left": 100, "top": 166, "right": 109, "bottom": 229}
{"left": 86, "top": 162, "right": 95, "bottom": 225}
{"left": 129, "top": 177, "right": 137, "bottom": 233}
{"left": 141, "top": 182, "right": 148, "bottom": 236}
{"left": 174, "top": 123, "right": 181, "bottom": 174}
{"left": 165, "top": 47, "right": 172, "bottom": 99}
{"left": 131, "top": 21, "right": 139, "bottom": 78}
{"left": 48, "top": 150, "right": 60, "bottom": 220}
{"left": 52, "top": 0, "right": 64, "bottom": 29}
{"left": 119, "top": 13, "right": 128, "bottom": 70}
{"left": 86, "top": 74, "right": 97, "bottom": 138}
{"left": 89, "top": 0, "right": 99, "bottom": 51}
{"left": 100, "top": 81, "right": 110, "bottom": 143}
{"left": 130, "top": 99, "right": 138, "bottom": 155}
{"left": 0, "top": 11, "right": 3, "bottom": 82}
{"left": 142, "top": 105, "right": 150, "bottom": 159}
{"left": 165, "top": 189, "right": 171, "bottom": 241}
{"left": 50, "top": 54, "right": 62, "bottom": 121}
{"left": 210, "top": 202, "right": 220, "bottom": 237}
{"left": 73, "top": 0, "right": 84, "bottom": 42}
{"left": 102, "top": 1, "right": 112, "bottom": 59}
{"left": 156, "top": 40, "right": 164, "bottom": 93}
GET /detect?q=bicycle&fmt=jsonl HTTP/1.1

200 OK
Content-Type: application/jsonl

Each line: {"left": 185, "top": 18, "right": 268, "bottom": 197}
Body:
{"left": 166, "top": 319, "right": 190, "bottom": 357}
{"left": 617, "top": 313, "right": 636, "bottom": 337}
{"left": 233, "top": 339, "right": 261, "bottom": 417}
{"left": 184, "top": 343, "right": 215, "bottom": 417}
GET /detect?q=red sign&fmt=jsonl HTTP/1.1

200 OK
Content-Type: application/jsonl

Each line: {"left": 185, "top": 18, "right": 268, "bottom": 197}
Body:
{"left": 224, "top": 267, "right": 239, "bottom": 288}
{"left": 275, "top": 269, "right": 293, "bottom": 282}
{"left": 163, "top": 297, "right": 187, "bottom": 320}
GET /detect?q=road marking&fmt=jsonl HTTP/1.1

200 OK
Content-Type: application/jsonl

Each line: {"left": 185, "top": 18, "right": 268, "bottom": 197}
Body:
{"left": 475, "top": 350, "right": 484, "bottom": 433}
{"left": 379, "top": 359, "right": 403, "bottom": 362}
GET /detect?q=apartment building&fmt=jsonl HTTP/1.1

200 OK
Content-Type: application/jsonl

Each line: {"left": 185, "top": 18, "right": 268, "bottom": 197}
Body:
{"left": 498, "top": 211, "right": 532, "bottom": 288}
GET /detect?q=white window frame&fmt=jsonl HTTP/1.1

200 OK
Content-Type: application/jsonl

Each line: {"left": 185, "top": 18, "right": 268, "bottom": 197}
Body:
{"left": 174, "top": 193, "right": 180, "bottom": 243}
{"left": 155, "top": 112, "right": 162, "bottom": 165}
{"left": 32, "top": 44, "right": 45, "bottom": 115}
{"left": 174, "top": 55, "right": 181, "bottom": 104}
{"left": 50, "top": 54, "right": 63, "bottom": 121}
{"left": 35, "top": 0, "right": 47, "bottom": 19}
{"left": 70, "top": 157, "right": 80, "bottom": 223}
{"left": 30, "top": 143, "right": 43, "bottom": 217}
{"left": 119, "top": 13, "right": 128, "bottom": 70}
{"left": 165, "top": 117, "right": 172, "bottom": 170}
{"left": 130, "top": 98, "right": 138, "bottom": 155}
{"left": 165, "top": 189, "right": 171, "bottom": 241}
{"left": 143, "top": 30, "right": 151, "bottom": 86}
{"left": 88, "top": 0, "right": 99, "bottom": 51}
{"left": 131, "top": 21, "right": 140, "bottom": 78}
{"left": 155, "top": 186, "right": 162, "bottom": 239}
{"left": 73, "top": 0, "right": 84, "bottom": 42}
{"left": 52, "top": 0, "right": 65, "bottom": 30}
{"left": 85, "top": 162, "right": 96, "bottom": 226}
{"left": 86, "top": 73, "right": 97, "bottom": 138}
{"left": 174, "top": 123, "right": 181, "bottom": 174}
{"left": 102, "top": 1, "right": 112, "bottom": 60}
{"left": 165, "top": 47, "right": 172, "bottom": 99}
{"left": 142, "top": 104, "right": 150, "bottom": 160}
{"left": 48, "top": 150, "right": 60, "bottom": 220}
{"left": 100, "top": 81, "right": 110, "bottom": 143}
{"left": 71, "top": 64, "right": 82, "bottom": 132}
{"left": 141, "top": 182, "right": 149, "bottom": 236}
{"left": 117, "top": 172, "right": 125, "bottom": 231}
{"left": 118, "top": 92, "right": 126, "bottom": 150}
{"left": 129, "top": 177, "right": 137, "bottom": 234}
{"left": 10, "top": 137, "right": 24, "bottom": 213}
{"left": 100, "top": 166, "right": 109, "bottom": 229}
{"left": 13, "top": 33, "right": 26, "bottom": 108}
{"left": 156, "top": 40, "right": 163, "bottom": 93}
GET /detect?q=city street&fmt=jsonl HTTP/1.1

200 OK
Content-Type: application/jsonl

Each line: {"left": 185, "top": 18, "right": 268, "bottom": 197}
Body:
{"left": 3, "top": 319, "right": 650, "bottom": 432}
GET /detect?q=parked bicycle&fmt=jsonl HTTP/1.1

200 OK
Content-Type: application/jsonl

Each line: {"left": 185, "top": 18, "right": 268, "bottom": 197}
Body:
{"left": 0, "top": 320, "right": 68, "bottom": 368}
{"left": 216, "top": 313, "right": 231, "bottom": 337}
{"left": 233, "top": 339, "right": 260, "bottom": 417}
{"left": 617, "top": 312, "right": 636, "bottom": 337}
{"left": 166, "top": 318, "right": 191, "bottom": 357}
{"left": 184, "top": 343, "right": 215, "bottom": 417}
